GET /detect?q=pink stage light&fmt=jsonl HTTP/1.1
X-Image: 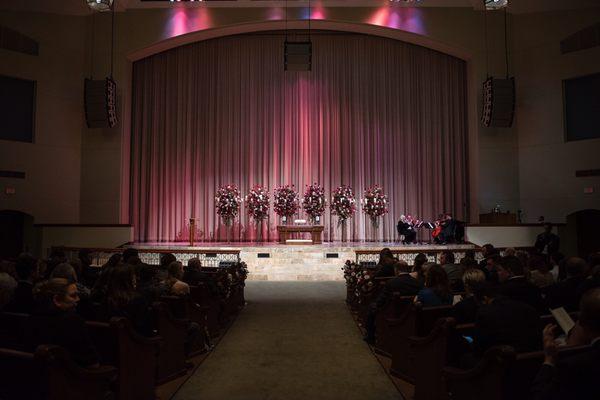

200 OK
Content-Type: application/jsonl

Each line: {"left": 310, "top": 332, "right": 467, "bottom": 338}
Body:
{"left": 163, "top": 7, "right": 213, "bottom": 39}
{"left": 267, "top": 7, "right": 285, "bottom": 21}
{"left": 311, "top": 6, "right": 326, "bottom": 20}
{"left": 367, "top": 6, "right": 427, "bottom": 35}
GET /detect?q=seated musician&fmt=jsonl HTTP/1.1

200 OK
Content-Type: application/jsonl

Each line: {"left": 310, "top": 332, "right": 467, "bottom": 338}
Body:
{"left": 396, "top": 215, "right": 417, "bottom": 244}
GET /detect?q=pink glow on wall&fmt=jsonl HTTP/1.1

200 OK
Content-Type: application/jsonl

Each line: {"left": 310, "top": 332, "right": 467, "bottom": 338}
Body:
{"left": 164, "top": 8, "right": 213, "bottom": 39}
{"left": 267, "top": 7, "right": 285, "bottom": 21}
{"left": 367, "top": 7, "right": 427, "bottom": 35}
{"left": 311, "top": 6, "right": 326, "bottom": 21}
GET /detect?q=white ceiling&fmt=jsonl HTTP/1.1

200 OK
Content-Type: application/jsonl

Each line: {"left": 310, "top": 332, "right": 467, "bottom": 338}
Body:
{"left": 0, "top": 0, "right": 598, "bottom": 16}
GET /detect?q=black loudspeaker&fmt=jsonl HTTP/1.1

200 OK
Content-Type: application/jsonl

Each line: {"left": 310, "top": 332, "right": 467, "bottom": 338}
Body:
{"left": 84, "top": 77, "right": 118, "bottom": 128}
{"left": 284, "top": 41, "right": 312, "bottom": 71}
{"left": 481, "top": 77, "right": 515, "bottom": 127}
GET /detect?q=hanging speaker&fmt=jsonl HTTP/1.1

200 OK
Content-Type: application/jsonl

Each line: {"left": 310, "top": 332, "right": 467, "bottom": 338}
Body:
{"left": 84, "top": 77, "right": 118, "bottom": 128}
{"left": 481, "top": 77, "right": 515, "bottom": 128}
{"left": 284, "top": 41, "right": 312, "bottom": 71}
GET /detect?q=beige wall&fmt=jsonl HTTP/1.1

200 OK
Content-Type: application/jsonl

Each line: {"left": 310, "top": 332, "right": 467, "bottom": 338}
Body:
{"left": 513, "top": 9, "right": 600, "bottom": 223}
{"left": 6, "top": 6, "right": 594, "bottom": 229}
{"left": 0, "top": 12, "right": 86, "bottom": 224}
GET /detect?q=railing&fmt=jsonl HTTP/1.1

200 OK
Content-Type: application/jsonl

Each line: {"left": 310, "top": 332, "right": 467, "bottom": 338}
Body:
{"left": 52, "top": 246, "right": 241, "bottom": 269}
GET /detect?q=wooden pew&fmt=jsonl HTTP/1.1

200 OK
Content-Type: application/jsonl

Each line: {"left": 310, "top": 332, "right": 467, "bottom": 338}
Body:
{"left": 0, "top": 311, "right": 29, "bottom": 350}
{"left": 0, "top": 345, "right": 116, "bottom": 400}
{"left": 407, "top": 312, "right": 581, "bottom": 400}
{"left": 373, "top": 293, "right": 415, "bottom": 357}
{"left": 388, "top": 303, "right": 454, "bottom": 382}
{"left": 442, "top": 344, "right": 591, "bottom": 400}
{"left": 152, "top": 302, "right": 190, "bottom": 383}
{"left": 190, "top": 283, "right": 222, "bottom": 338}
{"left": 86, "top": 317, "right": 161, "bottom": 400}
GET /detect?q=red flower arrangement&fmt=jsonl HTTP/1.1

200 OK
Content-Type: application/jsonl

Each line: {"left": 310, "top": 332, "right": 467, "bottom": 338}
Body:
{"left": 273, "top": 185, "right": 299, "bottom": 218}
{"left": 302, "top": 183, "right": 327, "bottom": 223}
{"left": 362, "top": 185, "right": 389, "bottom": 228}
{"left": 331, "top": 185, "right": 357, "bottom": 223}
{"left": 245, "top": 185, "right": 270, "bottom": 222}
{"left": 215, "top": 184, "right": 241, "bottom": 226}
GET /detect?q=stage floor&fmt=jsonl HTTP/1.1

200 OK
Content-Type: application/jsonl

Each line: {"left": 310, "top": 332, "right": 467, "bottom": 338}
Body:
{"left": 132, "top": 242, "right": 476, "bottom": 281}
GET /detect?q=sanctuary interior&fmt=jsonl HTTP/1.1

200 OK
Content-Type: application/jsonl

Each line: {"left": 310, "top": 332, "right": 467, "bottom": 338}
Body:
{"left": 0, "top": 1, "right": 600, "bottom": 399}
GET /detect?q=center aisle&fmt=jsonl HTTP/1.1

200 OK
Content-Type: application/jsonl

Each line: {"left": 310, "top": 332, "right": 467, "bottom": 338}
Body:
{"left": 173, "top": 281, "right": 402, "bottom": 400}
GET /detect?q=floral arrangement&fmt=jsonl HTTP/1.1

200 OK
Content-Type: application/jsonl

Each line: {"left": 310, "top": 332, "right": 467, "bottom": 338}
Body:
{"left": 331, "top": 185, "right": 357, "bottom": 223}
{"left": 215, "top": 184, "right": 242, "bottom": 225}
{"left": 362, "top": 185, "right": 389, "bottom": 227}
{"left": 342, "top": 260, "right": 362, "bottom": 285}
{"left": 245, "top": 185, "right": 270, "bottom": 222}
{"left": 235, "top": 261, "right": 249, "bottom": 282}
{"left": 354, "top": 268, "right": 375, "bottom": 303}
{"left": 302, "top": 183, "right": 327, "bottom": 223}
{"left": 273, "top": 185, "right": 299, "bottom": 218}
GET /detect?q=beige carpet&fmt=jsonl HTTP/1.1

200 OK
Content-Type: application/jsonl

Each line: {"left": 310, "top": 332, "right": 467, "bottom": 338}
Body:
{"left": 173, "top": 281, "right": 402, "bottom": 400}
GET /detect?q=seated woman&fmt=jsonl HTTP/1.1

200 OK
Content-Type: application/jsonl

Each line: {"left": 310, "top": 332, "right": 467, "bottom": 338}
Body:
{"left": 415, "top": 264, "right": 453, "bottom": 306}
{"left": 100, "top": 265, "right": 154, "bottom": 336}
{"left": 28, "top": 278, "right": 99, "bottom": 368}
{"left": 452, "top": 268, "right": 486, "bottom": 324}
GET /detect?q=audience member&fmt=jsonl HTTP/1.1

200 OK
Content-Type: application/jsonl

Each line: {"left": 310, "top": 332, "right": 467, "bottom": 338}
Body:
{"left": 163, "top": 261, "right": 190, "bottom": 296}
{"left": 137, "top": 264, "right": 162, "bottom": 303}
{"left": 529, "top": 255, "right": 555, "bottom": 288}
{"left": 504, "top": 247, "right": 516, "bottom": 257}
{"left": 440, "top": 251, "right": 464, "bottom": 291}
{"left": 497, "top": 256, "right": 547, "bottom": 313}
{"left": 157, "top": 253, "right": 177, "bottom": 282}
{"left": 481, "top": 253, "right": 501, "bottom": 284}
{"left": 28, "top": 278, "right": 99, "bottom": 368}
{"left": 5, "top": 253, "right": 39, "bottom": 313}
{"left": 545, "top": 257, "right": 588, "bottom": 311}
{"left": 532, "top": 288, "right": 600, "bottom": 399}
{"left": 0, "top": 261, "right": 17, "bottom": 310}
{"left": 550, "top": 252, "right": 565, "bottom": 282}
{"left": 51, "top": 262, "right": 91, "bottom": 297}
{"left": 100, "top": 265, "right": 153, "bottom": 336}
{"left": 478, "top": 244, "right": 496, "bottom": 269}
{"left": 412, "top": 253, "right": 428, "bottom": 286}
{"left": 183, "top": 258, "right": 205, "bottom": 285}
{"left": 375, "top": 255, "right": 396, "bottom": 278}
{"left": 472, "top": 283, "right": 542, "bottom": 354}
{"left": 364, "top": 261, "right": 422, "bottom": 344}
{"left": 415, "top": 264, "right": 453, "bottom": 306}
{"left": 452, "top": 268, "right": 485, "bottom": 324}
{"left": 122, "top": 248, "right": 140, "bottom": 265}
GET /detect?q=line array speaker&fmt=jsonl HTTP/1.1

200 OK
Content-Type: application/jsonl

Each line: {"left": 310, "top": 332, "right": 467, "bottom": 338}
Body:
{"left": 481, "top": 77, "right": 515, "bottom": 128}
{"left": 284, "top": 41, "right": 312, "bottom": 71}
{"left": 84, "top": 77, "right": 118, "bottom": 128}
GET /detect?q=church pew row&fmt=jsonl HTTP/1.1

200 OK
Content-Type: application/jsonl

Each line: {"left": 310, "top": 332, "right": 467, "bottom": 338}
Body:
{"left": 152, "top": 302, "right": 190, "bottom": 383}
{"left": 0, "top": 345, "right": 117, "bottom": 400}
{"left": 406, "top": 312, "right": 580, "bottom": 400}
{"left": 86, "top": 317, "right": 161, "bottom": 400}
{"left": 442, "top": 344, "right": 591, "bottom": 400}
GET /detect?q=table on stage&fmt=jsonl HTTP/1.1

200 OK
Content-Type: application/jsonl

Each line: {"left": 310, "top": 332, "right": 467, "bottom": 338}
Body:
{"left": 277, "top": 225, "right": 324, "bottom": 244}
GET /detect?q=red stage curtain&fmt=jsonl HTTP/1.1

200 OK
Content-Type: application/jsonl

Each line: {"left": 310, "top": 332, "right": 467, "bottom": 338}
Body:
{"left": 130, "top": 32, "right": 468, "bottom": 242}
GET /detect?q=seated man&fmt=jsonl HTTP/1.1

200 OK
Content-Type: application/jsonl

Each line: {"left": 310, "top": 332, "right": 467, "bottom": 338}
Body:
{"left": 5, "top": 253, "right": 39, "bottom": 314}
{"left": 364, "top": 261, "right": 422, "bottom": 344}
{"left": 440, "top": 251, "right": 464, "bottom": 292}
{"left": 473, "top": 283, "right": 542, "bottom": 354}
{"left": 544, "top": 257, "right": 588, "bottom": 312}
{"left": 497, "top": 255, "right": 547, "bottom": 314}
{"left": 397, "top": 215, "right": 417, "bottom": 244}
{"left": 532, "top": 288, "right": 600, "bottom": 399}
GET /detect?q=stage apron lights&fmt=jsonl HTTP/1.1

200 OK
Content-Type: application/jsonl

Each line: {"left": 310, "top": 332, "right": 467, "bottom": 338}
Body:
{"left": 130, "top": 31, "right": 468, "bottom": 242}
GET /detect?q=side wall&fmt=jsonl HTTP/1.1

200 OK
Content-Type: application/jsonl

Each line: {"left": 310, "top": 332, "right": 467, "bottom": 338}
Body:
{"left": 0, "top": 13, "right": 86, "bottom": 223}
{"left": 513, "top": 9, "right": 600, "bottom": 222}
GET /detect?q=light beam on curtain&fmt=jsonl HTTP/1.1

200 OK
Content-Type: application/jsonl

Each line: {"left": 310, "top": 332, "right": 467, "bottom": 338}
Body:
{"left": 130, "top": 31, "right": 468, "bottom": 242}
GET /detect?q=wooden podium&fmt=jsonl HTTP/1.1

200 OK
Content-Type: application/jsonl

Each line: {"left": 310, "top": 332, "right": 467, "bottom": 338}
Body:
{"left": 479, "top": 212, "right": 517, "bottom": 225}
{"left": 277, "top": 225, "right": 324, "bottom": 244}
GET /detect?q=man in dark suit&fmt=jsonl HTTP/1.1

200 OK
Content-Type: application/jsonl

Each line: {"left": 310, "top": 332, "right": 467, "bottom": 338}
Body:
{"left": 397, "top": 215, "right": 417, "bottom": 244}
{"left": 544, "top": 257, "right": 588, "bottom": 311}
{"left": 497, "top": 255, "right": 547, "bottom": 314}
{"left": 535, "top": 223, "right": 560, "bottom": 256}
{"left": 532, "top": 287, "right": 600, "bottom": 400}
{"left": 364, "top": 261, "right": 422, "bottom": 344}
{"left": 473, "top": 283, "right": 542, "bottom": 354}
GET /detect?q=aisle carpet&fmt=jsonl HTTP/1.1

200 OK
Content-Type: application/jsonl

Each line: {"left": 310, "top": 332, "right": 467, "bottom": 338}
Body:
{"left": 173, "top": 281, "right": 402, "bottom": 400}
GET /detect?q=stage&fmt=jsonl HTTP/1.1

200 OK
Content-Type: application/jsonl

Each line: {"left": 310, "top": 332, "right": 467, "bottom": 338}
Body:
{"left": 132, "top": 241, "right": 478, "bottom": 281}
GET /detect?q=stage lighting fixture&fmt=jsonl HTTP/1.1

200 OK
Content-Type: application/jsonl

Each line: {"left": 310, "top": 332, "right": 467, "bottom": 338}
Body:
{"left": 86, "top": 0, "right": 113, "bottom": 12}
